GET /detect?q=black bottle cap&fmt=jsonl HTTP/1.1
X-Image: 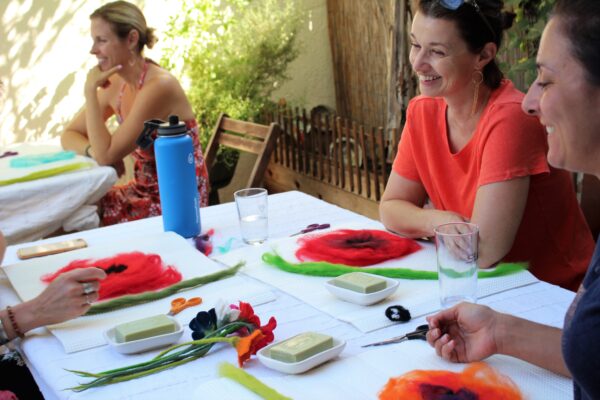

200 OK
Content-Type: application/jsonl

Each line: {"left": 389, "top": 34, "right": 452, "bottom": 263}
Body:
{"left": 157, "top": 115, "right": 187, "bottom": 136}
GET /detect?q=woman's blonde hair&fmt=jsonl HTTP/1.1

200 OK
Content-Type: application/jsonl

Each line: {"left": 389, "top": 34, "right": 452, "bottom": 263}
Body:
{"left": 90, "top": 1, "right": 157, "bottom": 52}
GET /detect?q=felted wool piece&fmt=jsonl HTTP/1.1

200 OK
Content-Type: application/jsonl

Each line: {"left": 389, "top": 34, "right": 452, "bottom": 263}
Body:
{"left": 378, "top": 362, "right": 522, "bottom": 400}
{"left": 41, "top": 252, "right": 182, "bottom": 300}
{"left": 219, "top": 362, "right": 291, "bottom": 400}
{"left": 262, "top": 252, "right": 526, "bottom": 280}
{"left": 86, "top": 263, "right": 243, "bottom": 315}
{"left": 295, "top": 229, "right": 422, "bottom": 266}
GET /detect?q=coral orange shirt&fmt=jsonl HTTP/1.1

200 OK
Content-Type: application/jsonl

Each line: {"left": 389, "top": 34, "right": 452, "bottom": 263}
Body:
{"left": 393, "top": 80, "right": 594, "bottom": 291}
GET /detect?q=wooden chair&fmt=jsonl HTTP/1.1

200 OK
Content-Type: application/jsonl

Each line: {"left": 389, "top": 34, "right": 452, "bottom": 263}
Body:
{"left": 204, "top": 113, "right": 281, "bottom": 204}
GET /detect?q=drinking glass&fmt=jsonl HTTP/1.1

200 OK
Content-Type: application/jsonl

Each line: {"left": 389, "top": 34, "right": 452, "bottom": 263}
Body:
{"left": 234, "top": 188, "right": 268, "bottom": 245}
{"left": 434, "top": 222, "right": 479, "bottom": 308}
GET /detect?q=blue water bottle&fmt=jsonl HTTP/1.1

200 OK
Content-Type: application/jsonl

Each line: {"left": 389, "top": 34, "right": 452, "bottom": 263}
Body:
{"left": 138, "top": 115, "right": 200, "bottom": 238}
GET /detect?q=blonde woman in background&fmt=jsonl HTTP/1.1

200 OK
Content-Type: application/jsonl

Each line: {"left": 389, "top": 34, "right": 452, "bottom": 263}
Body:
{"left": 62, "top": 1, "right": 209, "bottom": 226}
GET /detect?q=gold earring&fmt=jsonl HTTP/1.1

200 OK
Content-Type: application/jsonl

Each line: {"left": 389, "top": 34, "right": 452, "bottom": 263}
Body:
{"left": 471, "top": 70, "right": 484, "bottom": 116}
{"left": 128, "top": 48, "right": 137, "bottom": 67}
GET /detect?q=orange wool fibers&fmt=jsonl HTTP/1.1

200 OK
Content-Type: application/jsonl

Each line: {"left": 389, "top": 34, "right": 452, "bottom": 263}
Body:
{"left": 295, "top": 229, "right": 421, "bottom": 266}
{"left": 379, "top": 362, "right": 523, "bottom": 400}
{"left": 41, "top": 252, "right": 182, "bottom": 300}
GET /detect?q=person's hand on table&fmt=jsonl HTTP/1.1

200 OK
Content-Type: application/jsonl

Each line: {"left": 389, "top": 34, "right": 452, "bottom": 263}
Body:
{"left": 426, "top": 302, "right": 499, "bottom": 363}
{"left": 15, "top": 267, "right": 106, "bottom": 331}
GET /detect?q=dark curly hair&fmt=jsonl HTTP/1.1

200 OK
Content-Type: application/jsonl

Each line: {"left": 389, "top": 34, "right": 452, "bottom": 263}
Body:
{"left": 412, "top": 0, "right": 515, "bottom": 89}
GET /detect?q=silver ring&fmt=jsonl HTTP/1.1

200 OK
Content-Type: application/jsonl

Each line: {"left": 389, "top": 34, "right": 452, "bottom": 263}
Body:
{"left": 85, "top": 294, "right": 92, "bottom": 305}
{"left": 82, "top": 282, "right": 95, "bottom": 295}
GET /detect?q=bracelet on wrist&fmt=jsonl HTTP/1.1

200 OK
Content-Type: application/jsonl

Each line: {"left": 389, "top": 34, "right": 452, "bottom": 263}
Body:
{"left": 84, "top": 144, "right": 92, "bottom": 158}
{"left": 6, "top": 306, "right": 24, "bottom": 338}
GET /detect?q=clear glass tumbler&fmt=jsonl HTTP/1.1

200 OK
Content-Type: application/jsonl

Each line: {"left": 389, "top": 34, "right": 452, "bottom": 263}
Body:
{"left": 234, "top": 188, "right": 268, "bottom": 245}
{"left": 434, "top": 222, "right": 479, "bottom": 308}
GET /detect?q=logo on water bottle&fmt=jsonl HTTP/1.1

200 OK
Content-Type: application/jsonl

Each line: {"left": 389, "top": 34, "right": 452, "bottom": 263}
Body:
{"left": 187, "top": 153, "right": 194, "bottom": 164}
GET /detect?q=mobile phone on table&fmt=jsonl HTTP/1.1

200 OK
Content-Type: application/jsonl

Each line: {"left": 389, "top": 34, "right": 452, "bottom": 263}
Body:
{"left": 17, "top": 239, "right": 88, "bottom": 260}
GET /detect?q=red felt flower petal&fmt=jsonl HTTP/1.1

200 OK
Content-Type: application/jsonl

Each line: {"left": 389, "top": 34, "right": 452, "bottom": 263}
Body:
{"left": 41, "top": 252, "right": 182, "bottom": 300}
{"left": 257, "top": 317, "right": 277, "bottom": 347}
{"left": 295, "top": 229, "right": 421, "bottom": 266}
{"left": 236, "top": 301, "right": 260, "bottom": 327}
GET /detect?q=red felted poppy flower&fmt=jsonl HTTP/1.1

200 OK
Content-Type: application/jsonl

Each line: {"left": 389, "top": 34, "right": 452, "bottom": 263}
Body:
{"left": 295, "top": 229, "right": 421, "bottom": 266}
{"left": 41, "top": 252, "right": 182, "bottom": 300}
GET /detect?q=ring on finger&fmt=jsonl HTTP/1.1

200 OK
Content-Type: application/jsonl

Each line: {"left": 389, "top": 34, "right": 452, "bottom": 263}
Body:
{"left": 85, "top": 294, "right": 92, "bottom": 305}
{"left": 82, "top": 282, "right": 95, "bottom": 295}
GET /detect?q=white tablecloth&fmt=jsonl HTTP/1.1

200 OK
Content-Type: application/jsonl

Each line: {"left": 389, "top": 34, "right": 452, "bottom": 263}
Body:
{"left": 0, "top": 191, "right": 575, "bottom": 400}
{"left": 0, "top": 143, "right": 117, "bottom": 244}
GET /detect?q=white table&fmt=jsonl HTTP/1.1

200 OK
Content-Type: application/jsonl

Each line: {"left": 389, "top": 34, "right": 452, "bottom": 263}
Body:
{"left": 0, "top": 191, "right": 575, "bottom": 400}
{"left": 0, "top": 143, "right": 117, "bottom": 244}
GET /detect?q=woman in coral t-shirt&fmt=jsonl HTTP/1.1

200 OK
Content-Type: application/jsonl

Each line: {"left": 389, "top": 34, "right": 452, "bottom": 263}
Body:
{"left": 380, "top": 0, "right": 593, "bottom": 290}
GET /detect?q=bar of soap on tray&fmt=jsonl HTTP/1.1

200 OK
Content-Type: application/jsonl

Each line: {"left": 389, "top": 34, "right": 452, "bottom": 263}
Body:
{"left": 330, "top": 272, "right": 387, "bottom": 293}
{"left": 269, "top": 332, "right": 334, "bottom": 363}
{"left": 114, "top": 315, "right": 177, "bottom": 343}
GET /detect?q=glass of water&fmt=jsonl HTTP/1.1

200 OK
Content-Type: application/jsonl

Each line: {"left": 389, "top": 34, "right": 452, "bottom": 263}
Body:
{"left": 434, "top": 222, "right": 479, "bottom": 309}
{"left": 234, "top": 188, "right": 268, "bottom": 245}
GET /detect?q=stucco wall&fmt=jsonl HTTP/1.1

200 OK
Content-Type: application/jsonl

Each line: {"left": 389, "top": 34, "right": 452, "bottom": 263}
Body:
{"left": 270, "top": 0, "right": 336, "bottom": 112}
{"left": 0, "top": 0, "right": 334, "bottom": 146}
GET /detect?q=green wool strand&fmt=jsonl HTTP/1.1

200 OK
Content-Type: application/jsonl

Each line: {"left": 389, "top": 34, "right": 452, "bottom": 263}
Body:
{"left": 261, "top": 253, "right": 526, "bottom": 280}
{"left": 219, "top": 362, "right": 292, "bottom": 400}
{"left": 0, "top": 162, "right": 92, "bottom": 186}
{"left": 85, "top": 262, "right": 243, "bottom": 315}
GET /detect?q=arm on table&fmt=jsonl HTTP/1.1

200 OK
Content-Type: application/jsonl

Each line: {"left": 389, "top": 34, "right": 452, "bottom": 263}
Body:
{"left": 469, "top": 176, "right": 529, "bottom": 268}
{"left": 379, "top": 172, "right": 530, "bottom": 268}
{"left": 379, "top": 172, "right": 467, "bottom": 238}
{"left": 63, "top": 64, "right": 146, "bottom": 167}
{"left": 61, "top": 66, "right": 122, "bottom": 159}
{"left": 426, "top": 303, "right": 570, "bottom": 377}
{"left": 79, "top": 66, "right": 185, "bottom": 167}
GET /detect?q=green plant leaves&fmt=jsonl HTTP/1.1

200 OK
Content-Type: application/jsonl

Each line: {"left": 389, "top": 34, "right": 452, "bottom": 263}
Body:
{"left": 499, "top": 0, "right": 556, "bottom": 91}
{"left": 160, "top": 0, "right": 303, "bottom": 149}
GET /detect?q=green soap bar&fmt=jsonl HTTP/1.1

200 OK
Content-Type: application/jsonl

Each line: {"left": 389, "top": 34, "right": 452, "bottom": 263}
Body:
{"left": 269, "top": 332, "right": 333, "bottom": 363}
{"left": 331, "top": 272, "right": 387, "bottom": 293}
{"left": 114, "top": 315, "right": 176, "bottom": 343}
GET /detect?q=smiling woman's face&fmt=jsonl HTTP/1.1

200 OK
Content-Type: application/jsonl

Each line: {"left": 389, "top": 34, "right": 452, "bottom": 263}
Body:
{"left": 409, "top": 12, "right": 482, "bottom": 100}
{"left": 89, "top": 17, "right": 129, "bottom": 71}
{"left": 522, "top": 17, "right": 600, "bottom": 176}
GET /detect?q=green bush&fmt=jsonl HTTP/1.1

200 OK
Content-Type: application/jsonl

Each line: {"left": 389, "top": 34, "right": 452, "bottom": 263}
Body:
{"left": 500, "top": 0, "right": 556, "bottom": 90}
{"left": 160, "top": 0, "right": 303, "bottom": 159}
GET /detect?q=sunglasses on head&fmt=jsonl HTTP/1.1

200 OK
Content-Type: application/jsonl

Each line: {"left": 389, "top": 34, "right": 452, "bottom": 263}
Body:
{"left": 439, "top": 0, "right": 496, "bottom": 40}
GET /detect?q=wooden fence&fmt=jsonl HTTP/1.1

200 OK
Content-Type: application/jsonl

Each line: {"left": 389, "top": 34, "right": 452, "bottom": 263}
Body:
{"left": 263, "top": 108, "right": 400, "bottom": 219}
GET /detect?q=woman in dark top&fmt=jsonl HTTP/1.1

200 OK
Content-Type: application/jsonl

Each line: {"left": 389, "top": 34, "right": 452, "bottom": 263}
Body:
{"left": 425, "top": 0, "right": 600, "bottom": 398}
